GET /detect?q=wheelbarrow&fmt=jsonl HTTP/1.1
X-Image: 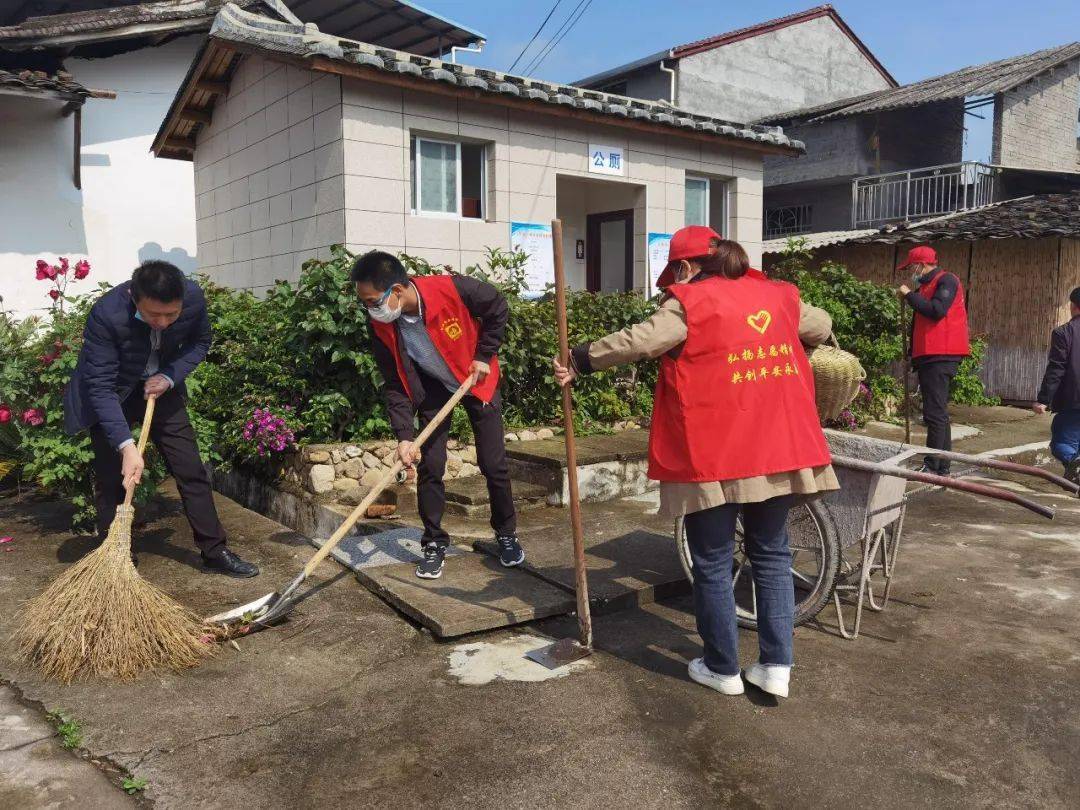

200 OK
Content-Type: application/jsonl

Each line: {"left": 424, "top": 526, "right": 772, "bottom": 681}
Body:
{"left": 674, "top": 430, "right": 1077, "bottom": 639}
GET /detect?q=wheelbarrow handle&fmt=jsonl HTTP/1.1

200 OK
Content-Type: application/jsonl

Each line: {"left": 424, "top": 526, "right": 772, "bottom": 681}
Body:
{"left": 831, "top": 455, "right": 1055, "bottom": 520}
{"left": 902, "top": 444, "right": 1079, "bottom": 496}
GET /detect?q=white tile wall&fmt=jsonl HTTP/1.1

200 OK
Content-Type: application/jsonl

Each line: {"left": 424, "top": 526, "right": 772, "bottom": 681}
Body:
{"left": 193, "top": 56, "right": 767, "bottom": 290}
{"left": 193, "top": 54, "right": 345, "bottom": 292}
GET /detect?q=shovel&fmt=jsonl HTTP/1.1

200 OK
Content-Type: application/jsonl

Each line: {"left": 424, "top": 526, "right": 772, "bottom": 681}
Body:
{"left": 206, "top": 373, "right": 477, "bottom": 628}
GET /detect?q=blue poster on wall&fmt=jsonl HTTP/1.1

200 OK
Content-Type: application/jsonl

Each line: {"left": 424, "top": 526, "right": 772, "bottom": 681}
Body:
{"left": 509, "top": 222, "right": 554, "bottom": 300}
{"left": 647, "top": 232, "right": 672, "bottom": 296}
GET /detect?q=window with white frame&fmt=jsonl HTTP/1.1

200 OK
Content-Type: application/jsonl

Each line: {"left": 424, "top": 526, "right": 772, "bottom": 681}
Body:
{"left": 684, "top": 175, "right": 729, "bottom": 234}
{"left": 411, "top": 136, "right": 486, "bottom": 219}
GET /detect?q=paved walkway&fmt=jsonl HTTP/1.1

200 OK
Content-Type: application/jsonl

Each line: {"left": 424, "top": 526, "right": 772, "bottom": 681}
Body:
{"left": 0, "top": 405, "right": 1076, "bottom": 808}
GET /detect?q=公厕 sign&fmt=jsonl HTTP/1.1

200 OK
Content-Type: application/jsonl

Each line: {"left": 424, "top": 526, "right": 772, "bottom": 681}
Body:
{"left": 588, "top": 143, "right": 625, "bottom": 176}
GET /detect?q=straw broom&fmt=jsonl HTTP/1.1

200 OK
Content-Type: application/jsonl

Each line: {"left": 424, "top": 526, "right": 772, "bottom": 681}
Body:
{"left": 14, "top": 397, "right": 212, "bottom": 682}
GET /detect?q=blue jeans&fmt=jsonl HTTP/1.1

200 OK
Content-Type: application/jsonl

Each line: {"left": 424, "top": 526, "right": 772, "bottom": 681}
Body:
{"left": 684, "top": 496, "right": 795, "bottom": 676}
{"left": 1050, "top": 409, "right": 1080, "bottom": 465}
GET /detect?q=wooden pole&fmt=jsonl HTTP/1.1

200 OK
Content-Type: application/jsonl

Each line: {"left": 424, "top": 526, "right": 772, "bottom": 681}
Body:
{"left": 902, "top": 298, "right": 912, "bottom": 444}
{"left": 551, "top": 219, "right": 592, "bottom": 649}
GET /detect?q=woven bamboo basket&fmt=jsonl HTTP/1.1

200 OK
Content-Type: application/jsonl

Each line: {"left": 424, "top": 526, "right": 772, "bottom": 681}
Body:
{"left": 808, "top": 336, "right": 865, "bottom": 422}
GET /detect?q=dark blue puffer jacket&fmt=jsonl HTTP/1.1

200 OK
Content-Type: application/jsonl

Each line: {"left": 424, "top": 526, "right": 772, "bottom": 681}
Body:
{"left": 63, "top": 279, "right": 211, "bottom": 449}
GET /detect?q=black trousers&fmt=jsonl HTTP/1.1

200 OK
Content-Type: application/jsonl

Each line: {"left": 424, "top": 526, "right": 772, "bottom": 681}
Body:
{"left": 917, "top": 359, "right": 959, "bottom": 473}
{"left": 415, "top": 376, "right": 516, "bottom": 549}
{"left": 90, "top": 387, "right": 226, "bottom": 554}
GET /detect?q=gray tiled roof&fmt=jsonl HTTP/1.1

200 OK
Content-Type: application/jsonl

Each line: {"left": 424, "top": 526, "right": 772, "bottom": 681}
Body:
{"left": 0, "top": 0, "right": 231, "bottom": 44}
{"left": 206, "top": 3, "right": 802, "bottom": 152}
{"left": 0, "top": 66, "right": 89, "bottom": 100}
{"left": 839, "top": 192, "right": 1080, "bottom": 244}
{"left": 762, "top": 42, "right": 1080, "bottom": 124}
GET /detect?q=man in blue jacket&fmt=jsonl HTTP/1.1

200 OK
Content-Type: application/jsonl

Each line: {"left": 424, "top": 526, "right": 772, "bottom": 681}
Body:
{"left": 1034, "top": 286, "right": 1080, "bottom": 483}
{"left": 64, "top": 261, "right": 258, "bottom": 576}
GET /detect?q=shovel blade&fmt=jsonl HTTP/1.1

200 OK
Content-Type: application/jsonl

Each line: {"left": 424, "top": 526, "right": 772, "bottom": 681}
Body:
{"left": 204, "top": 591, "right": 278, "bottom": 625}
{"left": 525, "top": 637, "right": 592, "bottom": 670}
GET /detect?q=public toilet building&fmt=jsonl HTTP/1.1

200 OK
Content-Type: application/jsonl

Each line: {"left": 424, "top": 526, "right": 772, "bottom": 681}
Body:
{"left": 153, "top": 4, "right": 803, "bottom": 294}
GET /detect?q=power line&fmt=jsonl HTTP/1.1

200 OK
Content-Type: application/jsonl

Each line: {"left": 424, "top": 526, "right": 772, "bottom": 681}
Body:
{"left": 506, "top": 0, "right": 563, "bottom": 74}
{"left": 523, "top": 0, "right": 594, "bottom": 77}
{"left": 522, "top": 0, "right": 589, "bottom": 76}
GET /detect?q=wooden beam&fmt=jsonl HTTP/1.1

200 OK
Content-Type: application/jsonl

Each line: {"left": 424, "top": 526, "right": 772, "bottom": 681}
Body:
{"left": 88, "top": 88, "right": 117, "bottom": 99}
{"left": 61, "top": 100, "right": 81, "bottom": 117}
{"left": 164, "top": 136, "right": 196, "bottom": 152}
{"left": 308, "top": 56, "right": 802, "bottom": 158}
{"left": 195, "top": 79, "right": 229, "bottom": 96}
{"left": 153, "top": 42, "right": 231, "bottom": 157}
{"left": 179, "top": 107, "right": 213, "bottom": 125}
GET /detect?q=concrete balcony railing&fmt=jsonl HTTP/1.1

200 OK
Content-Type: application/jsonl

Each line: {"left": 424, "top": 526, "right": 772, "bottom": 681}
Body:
{"left": 852, "top": 161, "right": 999, "bottom": 229}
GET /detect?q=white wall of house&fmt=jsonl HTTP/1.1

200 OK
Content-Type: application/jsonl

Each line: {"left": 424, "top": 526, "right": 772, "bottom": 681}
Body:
{"left": 0, "top": 36, "right": 201, "bottom": 317}
{"left": 190, "top": 53, "right": 770, "bottom": 290}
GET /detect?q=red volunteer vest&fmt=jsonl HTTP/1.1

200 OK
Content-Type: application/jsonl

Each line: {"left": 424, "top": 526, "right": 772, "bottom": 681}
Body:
{"left": 911, "top": 270, "right": 970, "bottom": 358}
{"left": 648, "top": 274, "right": 831, "bottom": 483}
{"left": 369, "top": 275, "right": 500, "bottom": 404}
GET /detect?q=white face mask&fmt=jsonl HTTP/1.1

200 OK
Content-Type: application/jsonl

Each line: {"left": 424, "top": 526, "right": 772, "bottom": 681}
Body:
{"left": 367, "top": 287, "right": 402, "bottom": 323}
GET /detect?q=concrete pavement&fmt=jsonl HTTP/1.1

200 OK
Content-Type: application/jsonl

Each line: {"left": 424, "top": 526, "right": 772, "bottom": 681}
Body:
{"left": 0, "top": 415, "right": 1078, "bottom": 807}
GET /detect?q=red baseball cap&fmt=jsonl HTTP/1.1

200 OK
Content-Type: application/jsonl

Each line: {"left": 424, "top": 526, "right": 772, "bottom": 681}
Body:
{"left": 897, "top": 245, "right": 937, "bottom": 269}
{"left": 656, "top": 225, "right": 722, "bottom": 289}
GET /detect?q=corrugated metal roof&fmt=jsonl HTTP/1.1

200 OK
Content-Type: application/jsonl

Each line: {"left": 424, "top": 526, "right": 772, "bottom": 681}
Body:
{"left": 762, "top": 229, "right": 878, "bottom": 253}
{"left": 763, "top": 41, "right": 1080, "bottom": 124}
{"left": 153, "top": 3, "right": 804, "bottom": 159}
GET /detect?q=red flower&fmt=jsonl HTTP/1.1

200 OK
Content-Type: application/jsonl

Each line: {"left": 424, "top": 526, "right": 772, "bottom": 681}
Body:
{"left": 35, "top": 260, "right": 50, "bottom": 281}
{"left": 0, "top": 404, "right": 11, "bottom": 424}
{"left": 39, "top": 351, "right": 58, "bottom": 366}
{"left": 73, "top": 259, "right": 90, "bottom": 280}
{"left": 58, "top": 257, "right": 69, "bottom": 275}
{"left": 21, "top": 408, "right": 44, "bottom": 427}
{"left": 48, "top": 289, "right": 61, "bottom": 301}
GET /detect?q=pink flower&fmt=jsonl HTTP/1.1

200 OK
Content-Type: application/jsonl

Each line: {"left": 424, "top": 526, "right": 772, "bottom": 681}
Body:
{"left": 73, "top": 259, "right": 90, "bottom": 280}
{"left": 35, "top": 261, "right": 50, "bottom": 281}
{"left": 58, "top": 257, "right": 69, "bottom": 275}
{"left": 48, "top": 289, "right": 61, "bottom": 301}
{"left": 0, "top": 537, "right": 12, "bottom": 544}
{"left": 0, "top": 404, "right": 10, "bottom": 424}
{"left": 39, "top": 352, "right": 57, "bottom": 366}
{"left": 21, "top": 408, "right": 44, "bottom": 426}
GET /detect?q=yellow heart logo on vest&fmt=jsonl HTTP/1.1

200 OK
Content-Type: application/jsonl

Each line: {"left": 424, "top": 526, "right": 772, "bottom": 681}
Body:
{"left": 746, "top": 309, "right": 772, "bottom": 335}
{"left": 441, "top": 318, "right": 463, "bottom": 341}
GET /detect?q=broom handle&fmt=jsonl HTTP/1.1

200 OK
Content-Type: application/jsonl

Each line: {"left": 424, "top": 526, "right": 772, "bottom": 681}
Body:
{"left": 300, "top": 374, "right": 477, "bottom": 578}
{"left": 122, "top": 396, "right": 157, "bottom": 508}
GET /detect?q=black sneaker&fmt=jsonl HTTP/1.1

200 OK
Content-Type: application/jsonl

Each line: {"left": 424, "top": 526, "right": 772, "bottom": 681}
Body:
{"left": 1066, "top": 457, "right": 1080, "bottom": 485}
{"left": 496, "top": 535, "right": 525, "bottom": 567}
{"left": 416, "top": 545, "right": 445, "bottom": 579}
{"left": 201, "top": 548, "right": 259, "bottom": 578}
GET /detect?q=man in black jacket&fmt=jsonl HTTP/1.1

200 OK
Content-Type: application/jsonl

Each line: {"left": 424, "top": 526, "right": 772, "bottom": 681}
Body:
{"left": 1034, "top": 286, "right": 1080, "bottom": 482}
{"left": 353, "top": 252, "right": 523, "bottom": 579}
{"left": 64, "top": 261, "right": 258, "bottom": 576}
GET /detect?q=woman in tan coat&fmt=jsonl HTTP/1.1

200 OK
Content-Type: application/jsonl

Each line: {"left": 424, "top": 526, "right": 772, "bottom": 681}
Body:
{"left": 553, "top": 227, "right": 837, "bottom": 698}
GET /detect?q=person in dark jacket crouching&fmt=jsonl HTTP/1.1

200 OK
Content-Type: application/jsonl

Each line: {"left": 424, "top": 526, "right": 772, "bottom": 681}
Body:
{"left": 1034, "top": 286, "right": 1080, "bottom": 482}
{"left": 63, "top": 261, "right": 258, "bottom": 576}
{"left": 352, "top": 251, "right": 524, "bottom": 580}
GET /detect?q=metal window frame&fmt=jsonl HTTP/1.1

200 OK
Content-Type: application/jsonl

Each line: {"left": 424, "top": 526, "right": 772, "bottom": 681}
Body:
{"left": 415, "top": 135, "right": 461, "bottom": 218}
{"left": 684, "top": 174, "right": 710, "bottom": 227}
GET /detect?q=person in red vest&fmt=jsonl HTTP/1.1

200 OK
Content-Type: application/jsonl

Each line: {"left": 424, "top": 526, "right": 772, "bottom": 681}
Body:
{"left": 553, "top": 227, "right": 838, "bottom": 698}
{"left": 352, "top": 251, "right": 524, "bottom": 579}
{"left": 897, "top": 245, "right": 971, "bottom": 475}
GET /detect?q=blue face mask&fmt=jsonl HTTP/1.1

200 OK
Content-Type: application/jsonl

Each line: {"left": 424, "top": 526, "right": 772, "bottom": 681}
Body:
{"left": 134, "top": 309, "right": 144, "bottom": 322}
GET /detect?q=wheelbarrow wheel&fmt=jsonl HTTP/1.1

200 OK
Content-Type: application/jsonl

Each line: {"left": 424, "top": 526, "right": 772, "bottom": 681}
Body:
{"left": 674, "top": 500, "right": 840, "bottom": 629}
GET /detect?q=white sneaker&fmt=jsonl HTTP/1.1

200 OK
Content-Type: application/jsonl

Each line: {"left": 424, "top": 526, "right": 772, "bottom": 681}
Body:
{"left": 743, "top": 662, "right": 790, "bottom": 698}
{"left": 688, "top": 658, "right": 745, "bottom": 695}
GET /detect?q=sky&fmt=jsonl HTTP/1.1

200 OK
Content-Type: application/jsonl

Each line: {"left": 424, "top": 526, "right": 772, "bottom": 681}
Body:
{"left": 420, "top": 0, "right": 1080, "bottom": 162}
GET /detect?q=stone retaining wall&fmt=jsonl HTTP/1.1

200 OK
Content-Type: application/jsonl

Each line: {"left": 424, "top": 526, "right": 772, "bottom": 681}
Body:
{"left": 286, "top": 420, "right": 643, "bottom": 495}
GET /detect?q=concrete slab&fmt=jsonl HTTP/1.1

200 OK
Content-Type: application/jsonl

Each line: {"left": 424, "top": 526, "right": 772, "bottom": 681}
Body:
{"left": 354, "top": 551, "right": 576, "bottom": 637}
{"left": 474, "top": 508, "right": 689, "bottom": 612}
{"left": 506, "top": 431, "right": 649, "bottom": 468}
{"left": 309, "top": 524, "right": 465, "bottom": 570}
